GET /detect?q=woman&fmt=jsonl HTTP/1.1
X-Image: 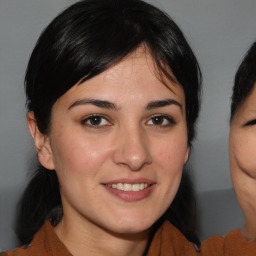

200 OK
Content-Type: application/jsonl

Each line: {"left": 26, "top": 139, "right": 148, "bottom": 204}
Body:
{"left": 229, "top": 42, "right": 256, "bottom": 242}
{"left": 2, "top": 0, "right": 256, "bottom": 255}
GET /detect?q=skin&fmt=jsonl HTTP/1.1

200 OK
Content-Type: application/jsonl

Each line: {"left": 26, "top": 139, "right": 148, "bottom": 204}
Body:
{"left": 229, "top": 84, "right": 256, "bottom": 241}
{"left": 27, "top": 48, "right": 189, "bottom": 256}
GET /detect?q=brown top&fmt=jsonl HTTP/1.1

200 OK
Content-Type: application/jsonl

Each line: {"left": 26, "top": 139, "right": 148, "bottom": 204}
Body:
{"left": 2, "top": 221, "right": 256, "bottom": 255}
{"left": 147, "top": 221, "right": 256, "bottom": 255}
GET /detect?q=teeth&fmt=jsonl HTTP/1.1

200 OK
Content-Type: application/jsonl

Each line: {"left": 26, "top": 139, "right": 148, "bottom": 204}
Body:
{"left": 139, "top": 183, "right": 145, "bottom": 190}
{"left": 123, "top": 183, "right": 131, "bottom": 191}
{"left": 132, "top": 184, "right": 140, "bottom": 191}
{"left": 107, "top": 183, "right": 149, "bottom": 191}
{"left": 117, "top": 183, "right": 124, "bottom": 190}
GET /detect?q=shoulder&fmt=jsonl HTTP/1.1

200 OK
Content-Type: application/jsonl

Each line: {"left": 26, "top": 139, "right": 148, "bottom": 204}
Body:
{"left": 1, "top": 239, "right": 40, "bottom": 256}
{"left": 202, "top": 229, "right": 256, "bottom": 256}
{"left": 1, "top": 222, "right": 54, "bottom": 256}
{"left": 148, "top": 221, "right": 200, "bottom": 256}
{"left": 2, "top": 222, "right": 72, "bottom": 256}
{"left": 1, "top": 247, "right": 30, "bottom": 256}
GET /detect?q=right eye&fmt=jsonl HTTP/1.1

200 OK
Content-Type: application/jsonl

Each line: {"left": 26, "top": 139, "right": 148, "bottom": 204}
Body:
{"left": 81, "top": 115, "right": 110, "bottom": 128}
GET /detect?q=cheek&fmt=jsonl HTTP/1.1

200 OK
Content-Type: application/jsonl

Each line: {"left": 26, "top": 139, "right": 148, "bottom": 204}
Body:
{"left": 50, "top": 130, "right": 113, "bottom": 206}
{"left": 153, "top": 133, "right": 187, "bottom": 185}
{"left": 153, "top": 138, "right": 185, "bottom": 214}
{"left": 50, "top": 128, "right": 111, "bottom": 177}
{"left": 156, "top": 134, "right": 187, "bottom": 165}
{"left": 231, "top": 132, "right": 256, "bottom": 176}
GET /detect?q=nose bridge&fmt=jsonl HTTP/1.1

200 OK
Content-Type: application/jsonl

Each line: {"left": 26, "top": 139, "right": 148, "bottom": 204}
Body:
{"left": 114, "top": 124, "right": 152, "bottom": 171}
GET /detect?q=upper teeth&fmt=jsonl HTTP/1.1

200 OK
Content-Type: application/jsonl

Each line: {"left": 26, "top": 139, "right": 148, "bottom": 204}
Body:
{"left": 106, "top": 183, "right": 149, "bottom": 191}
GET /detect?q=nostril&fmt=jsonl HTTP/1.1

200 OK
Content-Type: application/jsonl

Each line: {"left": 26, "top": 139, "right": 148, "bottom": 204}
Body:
{"left": 113, "top": 130, "right": 152, "bottom": 170}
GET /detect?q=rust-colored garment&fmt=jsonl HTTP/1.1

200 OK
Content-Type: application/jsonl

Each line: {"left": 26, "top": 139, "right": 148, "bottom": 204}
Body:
{"left": 147, "top": 221, "right": 256, "bottom": 255}
{"left": 2, "top": 221, "right": 256, "bottom": 255}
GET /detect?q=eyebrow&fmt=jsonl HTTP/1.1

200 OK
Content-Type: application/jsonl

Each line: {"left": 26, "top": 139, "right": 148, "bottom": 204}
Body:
{"left": 68, "top": 98, "right": 182, "bottom": 112}
{"left": 68, "top": 99, "right": 119, "bottom": 111}
{"left": 145, "top": 99, "right": 183, "bottom": 112}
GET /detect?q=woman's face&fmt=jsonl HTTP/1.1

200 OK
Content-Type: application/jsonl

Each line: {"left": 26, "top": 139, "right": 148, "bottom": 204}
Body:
{"left": 229, "top": 84, "right": 256, "bottom": 210}
{"left": 230, "top": 84, "right": 256, "bottom": 178}
{"left": 33, "top": 48, "right": 188, "bottom": 235}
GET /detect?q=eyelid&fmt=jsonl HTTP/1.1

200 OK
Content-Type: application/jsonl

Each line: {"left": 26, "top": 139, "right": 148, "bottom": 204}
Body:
{"left": 244, "top": 119, "right": 256, "bottom": 126}
{"left": 81, "top": 114, "right": 111, "bottom": 127}
{"left": 146, "top": 114, "right": 176, "bottom": 126}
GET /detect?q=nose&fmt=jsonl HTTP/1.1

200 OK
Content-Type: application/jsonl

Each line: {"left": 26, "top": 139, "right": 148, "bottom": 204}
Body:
{"left": 113, "top": 126, "right": 152, "bottom": 171}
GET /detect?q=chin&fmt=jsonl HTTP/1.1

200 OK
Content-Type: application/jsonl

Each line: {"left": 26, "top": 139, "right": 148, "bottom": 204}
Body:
{"left": 107, "top": 215, "right": 156, "bottom": 235}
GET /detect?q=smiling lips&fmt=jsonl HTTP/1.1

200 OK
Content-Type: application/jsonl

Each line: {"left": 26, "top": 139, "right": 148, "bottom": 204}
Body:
{"left": 106, "top": 183, "right": 149, "bottom": 191}
{"left": 103, "top": 180, "right": 155, "bottom": 202}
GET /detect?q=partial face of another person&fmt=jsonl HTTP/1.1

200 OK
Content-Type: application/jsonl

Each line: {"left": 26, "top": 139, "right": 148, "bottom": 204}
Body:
{"left": 230, "top": 84, "right": 256, "bottom": 178}
{"left": 230, "top": 84, "right": 256, "bottom": 210}
{"left": 30, "top": 48, "right": 189, "bottom": 235}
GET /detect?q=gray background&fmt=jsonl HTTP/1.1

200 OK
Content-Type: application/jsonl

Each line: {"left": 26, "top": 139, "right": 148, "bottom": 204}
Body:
{"left": 0, "top": 0, "right": 255, "bottom": 251}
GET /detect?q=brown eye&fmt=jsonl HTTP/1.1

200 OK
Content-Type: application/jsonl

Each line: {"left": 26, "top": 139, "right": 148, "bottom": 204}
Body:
{"left": 81, "top": 115, "right": 109, "bottom": 127}
{"left": 152, "top": 116, "right": 164, "bottom": 125}
{"left": 147, "top": 115, "right": 176, "bottom": 127}
{"left": 89, "top": 116, "right": 102, "bottom": 125}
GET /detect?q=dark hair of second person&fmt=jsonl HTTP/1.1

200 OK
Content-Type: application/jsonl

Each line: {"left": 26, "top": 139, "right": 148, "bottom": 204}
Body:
{"left": 230, "top": 42, "right": 256, "bottom": 121}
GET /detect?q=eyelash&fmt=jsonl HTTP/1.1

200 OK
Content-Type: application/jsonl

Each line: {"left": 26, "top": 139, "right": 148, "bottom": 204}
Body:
{"left": 244, "top": 119, "right": 256, "bottom": 126}
{"left": 146, "top": 114, "right": 176, "bottom": 127}
{"left": 81, "top": 114, "right": 111, "bottom": 128}
{"left": 81, "top": 114, "right": 176, "bottom": 129}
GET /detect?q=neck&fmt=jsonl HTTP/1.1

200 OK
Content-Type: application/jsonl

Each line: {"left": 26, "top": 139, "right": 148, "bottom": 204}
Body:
{"left": 54, "top": 215, "right": 151, "bottom": 256}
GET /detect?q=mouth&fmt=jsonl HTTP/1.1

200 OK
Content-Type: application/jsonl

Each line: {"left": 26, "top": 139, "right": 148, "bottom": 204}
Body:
{"left": 102, "top": 180, "right": 155, "bottom": 202}
{"left": 104, "top": 183, "right": 150, "bottom": 191}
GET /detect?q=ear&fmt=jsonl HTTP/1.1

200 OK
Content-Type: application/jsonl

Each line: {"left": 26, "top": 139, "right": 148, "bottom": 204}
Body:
{"left": 184, "top": 147, "right": 190, "bottom": 164}
{"left": 27, "top": 111, "right": 55, "bottom": 170}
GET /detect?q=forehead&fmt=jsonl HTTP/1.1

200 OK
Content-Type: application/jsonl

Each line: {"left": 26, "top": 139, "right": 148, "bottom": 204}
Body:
{"left": 57, "top": 47, "right": 185, "bottom": 108}
{"left": 241, "top": 84, "right": 256, "bottom": 113}
{"left": 232, "top": 83, "right": 256, "bottom": 123}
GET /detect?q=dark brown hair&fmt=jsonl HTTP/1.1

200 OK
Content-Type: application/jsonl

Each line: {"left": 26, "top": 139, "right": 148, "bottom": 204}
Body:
{"left": 17, "top": 0, "right": 201, "bottom": 250}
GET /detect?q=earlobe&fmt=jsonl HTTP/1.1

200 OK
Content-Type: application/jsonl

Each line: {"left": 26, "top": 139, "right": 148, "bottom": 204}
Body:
{"left": 184, "top": 147, "right": 190, "bottom": 164}
{"left": 27, "top": 111, "right": 55, "bottom": 170}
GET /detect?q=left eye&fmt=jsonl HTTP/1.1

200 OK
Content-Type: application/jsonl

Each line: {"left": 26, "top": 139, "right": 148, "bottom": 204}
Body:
{"left": 147, "top": 115, "right": 175, "bottom": 126}
{"left": 244, "top": 119, "right": 256, "bottom": 126}
{"left": 81, "top": 115, "right": 109, "bottom": 127}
